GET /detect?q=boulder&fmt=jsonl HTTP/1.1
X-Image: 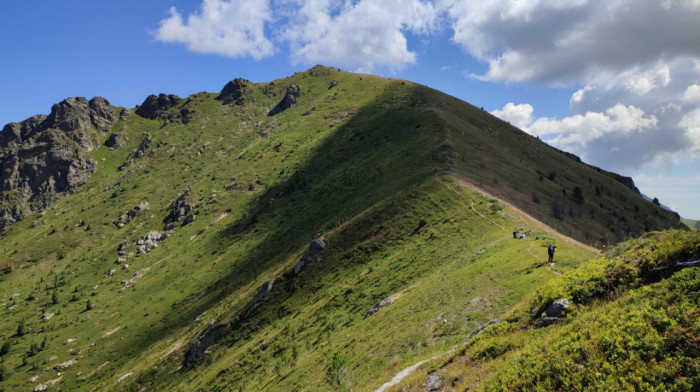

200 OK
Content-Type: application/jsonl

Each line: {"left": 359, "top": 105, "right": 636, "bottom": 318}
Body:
{"left": 166, "top": 190, "right": 195, "bottom": 224}
{"left": 535, "top": 298, "right": 571, "bottom": 328}
{"left": 286, "top": 236, "right": 326, "bottom": 276}
{"left": 105, "top": 133, "right": 126, "bottom": 148}
{"left": 135, "top": 94, "right": 181, "bottom": 120}
{"left": 217, "top": 78, "right": 253, "bottom": 105}
{"left": 268, "top": 85, "right": 302, "bottom": 115}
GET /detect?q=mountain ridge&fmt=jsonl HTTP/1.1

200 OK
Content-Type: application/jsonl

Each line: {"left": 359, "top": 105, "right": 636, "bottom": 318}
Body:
{"left": 0, "top": 65, "right": 690, "bottom": 391}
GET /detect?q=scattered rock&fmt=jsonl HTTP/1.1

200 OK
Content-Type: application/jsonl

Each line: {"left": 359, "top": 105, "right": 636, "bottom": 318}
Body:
{"left": 364, "top": 295, "right": 398, "bottom": 319}
{"left": 104, "top": 133, "right": 126, "bottom": 148}
{"left": 135, "top": 94, "right": 181, "bottom": 120}
{"left": 535, "top": 298, "right": 571, "bottom": 328}
{"left": 34, "top": 384, "right": 48, "bottom": 392}
{"left": 268, "top": 85, "right": 302, "bottom": 115}
{"left": 41, "top": 313, "right": 54, "bottom": 322}
{"left": 165, "top": 190, "right": 195, "bottom": 225}
{"left": 328, "top": 80, "right": 338, "bottom": 89}
{"left": 53, "top": 358, "right": 77, "bottom": 371}
{"left": 423, "top": 373, "right": 444, "bottom": 392}
{"left": 107, "top": 269, "right": 116, "bottom": 276}
{"left": 137, "top": 231, "right": 169, "bottom": 254}
{"left": 119, "top": 108, "right": 131, "bottom": 121}
{"left": 286, "top": 236, "right": 326, "bottom": 276}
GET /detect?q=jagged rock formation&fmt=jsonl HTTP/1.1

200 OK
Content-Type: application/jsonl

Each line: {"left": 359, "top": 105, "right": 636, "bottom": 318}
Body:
{"left": 268, "top": 85, "right": 302, "bottom": 115}
{"left": 217, "top": 78, "right": 253, "bottom": 105}
{"left": 135, "top": 94, "right": 181, "bottom": 120}
{"left": 165, "top": 190, "right": 195, "bottom": 225}
{"left": 0, "top": 97, "right": 117, "bottom": 231}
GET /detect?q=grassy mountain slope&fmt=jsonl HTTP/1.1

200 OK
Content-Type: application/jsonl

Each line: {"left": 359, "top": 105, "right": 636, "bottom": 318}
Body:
{"left": 389, "top": 229, "right": 700, "bottom": 391}
{"left": 0, "top": 66, "right": 683, "bottom": 391}
{"left": 682, "top": 218, "right": 700, "bottom": 229}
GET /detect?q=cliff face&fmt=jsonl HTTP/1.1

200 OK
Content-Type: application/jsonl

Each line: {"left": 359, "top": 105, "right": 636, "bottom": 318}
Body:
{"left": 0, "top": 97, "right": 116, "bottom": 231}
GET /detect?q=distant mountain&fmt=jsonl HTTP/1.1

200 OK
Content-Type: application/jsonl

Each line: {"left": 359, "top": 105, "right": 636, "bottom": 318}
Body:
{"left": 0, "top": 66, "right": 688, "bottom": 391}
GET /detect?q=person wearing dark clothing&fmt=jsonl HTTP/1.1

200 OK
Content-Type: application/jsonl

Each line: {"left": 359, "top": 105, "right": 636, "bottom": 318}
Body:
{"left": 548, "top": 244, "right": 555, "bottom": 263}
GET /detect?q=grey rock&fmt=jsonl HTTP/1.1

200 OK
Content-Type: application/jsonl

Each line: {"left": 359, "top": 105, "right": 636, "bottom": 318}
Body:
{"left": 536, "top": 317, "right": 563, "bottom": 328}
{"left": 105, "top": 133, "right": 126, "bottom": 148}
{"left": 287, "top": 236, "right": 326, "bottom": 276}
{"left": 217, "top": 78, "right": 253, "bottom": 105}
{"left": 0, "top": 96, "right": 116, "bottom": 232}
{"left": 423, "top": 374, "right": 444, "bottom": 392}
{"left": 119, "top": 108, "right": 131, "bottom": 121}
{"left": 41, "top": 313, "right": 54, "bottom": 322}
{"left": 268, "top": 85, "right": 302, "bottom": 115}
{"left": 544, "top": 298, "right": 570, "bottom": 318}
{"left": 166, "top": 190, "right": 195, "bottom": 224}
{"left": 364, "top": 295, "right": 397, "bottom": 319}
{"left": 135, "top": 94, "right": 181, "bottom": 120}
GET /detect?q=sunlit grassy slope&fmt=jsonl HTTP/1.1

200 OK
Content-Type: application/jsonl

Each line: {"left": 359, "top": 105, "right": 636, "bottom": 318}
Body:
{"left": 391, "top": 229, "right": 699, "bottom": 392}
{"left": 0, "top": 66, "right": 682, "bottom": 391}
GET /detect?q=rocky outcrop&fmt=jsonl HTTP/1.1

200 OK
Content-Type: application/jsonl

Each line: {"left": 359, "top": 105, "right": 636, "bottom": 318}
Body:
{"left": 184, "top": 279, "right": 275, "bottom": 366}
{"left": 105, "top": 133, "right": 126, "bottom": 148}
{"left": 135, "top": 94, "right": 181, "bottom": 120}
{"left": 0, "top": 97, "right": 117, "bottom": 232}
{"left": 285, "top": 236, "right": 326, "bottom": 276}
{"left": 217, "top": 78, "right": 253, "bottom": 105}
{"left": 165, "top": 190, "right": 195, "bottom": 225}
{"left": 268, "top": 85, "right": 302, "bottom": 116}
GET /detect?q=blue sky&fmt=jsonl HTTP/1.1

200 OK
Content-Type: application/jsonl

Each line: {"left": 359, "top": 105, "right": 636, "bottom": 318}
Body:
{"left": 1, "top": 0, "right": 699, "bottom": 219}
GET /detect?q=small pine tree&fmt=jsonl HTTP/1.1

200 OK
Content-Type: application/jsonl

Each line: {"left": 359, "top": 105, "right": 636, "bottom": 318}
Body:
{"left": 86, "top": 299, "right": 93, "bottom": 311}
{"left": 573, "top": 186, "right": 584, "bottom": 204}
{"left": 0, "top": 364, "right": 6, "bottom": 381}
{"left": 653, "top": 197, "right": 660, "bottom": 205}
{"left": 16, "top": 320, "right": 25, "bottom": 337}
{"left": 51, "top": 290, "right": 59, "bottom": 305}
{"left": 0, "top": 341, "right": 10, "bottom": 356}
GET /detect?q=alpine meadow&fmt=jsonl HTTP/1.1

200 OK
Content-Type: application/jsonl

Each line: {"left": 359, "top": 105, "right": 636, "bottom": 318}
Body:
{"left": 0, "top": 66, "right": 696, "bottom": 392}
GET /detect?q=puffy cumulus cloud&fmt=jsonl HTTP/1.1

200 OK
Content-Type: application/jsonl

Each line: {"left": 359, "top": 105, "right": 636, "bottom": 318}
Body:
{"left": 283, "top": 0, "right": 440, "bottom": 71}
{"left": 490, "top": 103, "right": 534, "bottom": 130}
{"left": 156, "top": 0, "right": 274, "bottom": 59}
{"left": 444, "top": 0, "right": 700, "bottom": 84}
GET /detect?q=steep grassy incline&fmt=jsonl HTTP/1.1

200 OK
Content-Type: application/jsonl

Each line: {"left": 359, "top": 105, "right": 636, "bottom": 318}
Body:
{"left": 0, "top": 66, "right": 681, "bottom": 391}
{"left": 416, "top": 87, "right": 682, "bottom": 246}
{"left": 390, "top": 229, "right": 699, "bottom": 391}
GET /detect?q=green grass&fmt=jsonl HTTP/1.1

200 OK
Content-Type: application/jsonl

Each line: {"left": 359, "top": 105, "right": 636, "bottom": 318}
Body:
{"left": 391, "top": 229, "right": 700, "bottom": 392}
{"left": 0, "top": 65, "right": 682, "bottom": 391}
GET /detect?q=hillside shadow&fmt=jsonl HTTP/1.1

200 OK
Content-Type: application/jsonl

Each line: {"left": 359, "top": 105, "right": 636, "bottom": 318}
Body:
{"left": 137, "top": 85, "right": 448, "bottom": 355}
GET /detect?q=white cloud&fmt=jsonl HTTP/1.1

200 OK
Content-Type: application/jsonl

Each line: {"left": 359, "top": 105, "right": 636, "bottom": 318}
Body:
{"left": 156, "top": 0, "right": 274, "bottom": 59}
{"left": 284, "top": 0, "right": 440, "bottom": 71}
{"left": 490, "top": 102, "right": 533, "bottom": 130}
{"left": 445, "top": 0, "right": 700, "bottom": 84}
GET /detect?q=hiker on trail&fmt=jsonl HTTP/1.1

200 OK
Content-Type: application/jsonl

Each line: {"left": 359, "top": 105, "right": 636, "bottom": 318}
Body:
{"left": 548, "top": 244, "right": 556, "bottom": 263}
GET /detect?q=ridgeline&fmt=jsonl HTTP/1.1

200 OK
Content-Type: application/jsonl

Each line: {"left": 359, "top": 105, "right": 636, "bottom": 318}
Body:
{"left": 0, "top": 66, "right": 691, "bottom": 391}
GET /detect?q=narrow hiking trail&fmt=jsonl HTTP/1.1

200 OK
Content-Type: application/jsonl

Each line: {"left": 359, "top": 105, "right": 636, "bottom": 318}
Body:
{"left": 439, "top": 178, "right": 507, "bottom": 231}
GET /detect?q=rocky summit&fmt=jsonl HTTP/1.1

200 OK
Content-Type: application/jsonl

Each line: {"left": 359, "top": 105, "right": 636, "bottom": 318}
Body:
{"left": 0, "top": 66, "right": 692, "bottom": 392}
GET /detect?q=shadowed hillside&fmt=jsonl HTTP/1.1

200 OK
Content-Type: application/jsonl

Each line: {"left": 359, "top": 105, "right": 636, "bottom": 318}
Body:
{"left": 0, "top": 66, "right": 685, "bottom": 391}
